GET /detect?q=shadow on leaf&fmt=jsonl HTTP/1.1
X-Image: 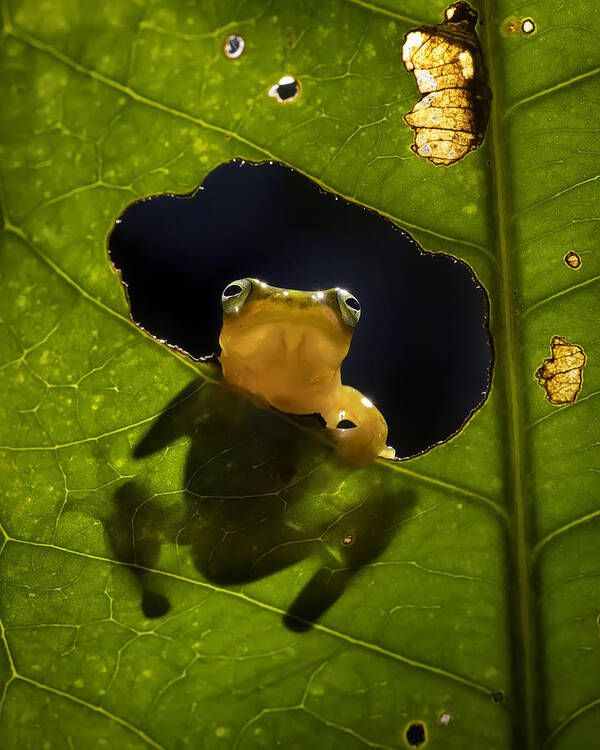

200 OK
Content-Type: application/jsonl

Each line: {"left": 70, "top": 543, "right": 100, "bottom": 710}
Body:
{"left": 105, "top": 377, "right": 416, "bottom": 630}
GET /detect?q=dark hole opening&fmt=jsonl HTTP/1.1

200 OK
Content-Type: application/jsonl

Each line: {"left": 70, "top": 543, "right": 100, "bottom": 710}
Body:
{"left": 492, "top": 690, "right": 504, "bottom": 703}
{"left": 227, "top": 37, "right": 240, "bottom": 54}
{"left": 108, "top": 160, "right": 492, "bottom": 459}
{"left": 277, "top": 80, "right": 298, "bottom": 100}
{"left": 337, "top": 419, "right": 357, "bottom": 430}
{"left": 406, "top": 721, "right": 426, "bottom": 747}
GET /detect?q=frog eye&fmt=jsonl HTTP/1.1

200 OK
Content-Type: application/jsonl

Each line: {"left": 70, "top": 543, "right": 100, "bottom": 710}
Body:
{"left": 222, "top": 278, "right": 252, "bottom": 313}
{"left": 336, "top": 289, "right": 361, "bottom": 327}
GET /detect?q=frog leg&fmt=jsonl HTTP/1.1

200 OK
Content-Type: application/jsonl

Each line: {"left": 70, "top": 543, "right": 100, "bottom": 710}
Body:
{"left": 284, "top": 486, "right": 416, "bottom": 630}
{"left": 106, "top": 481, "right": 171, "bottom": 618}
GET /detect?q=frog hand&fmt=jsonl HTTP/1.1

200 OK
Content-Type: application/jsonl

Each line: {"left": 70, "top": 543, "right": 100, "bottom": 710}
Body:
{"left": 326, "top": 386, "right": 390, "bottom": 467}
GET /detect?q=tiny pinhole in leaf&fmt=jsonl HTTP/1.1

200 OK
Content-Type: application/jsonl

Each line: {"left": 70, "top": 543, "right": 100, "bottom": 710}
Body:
{"left": 269, "top": 75, "right": 301, "bottom": 103}
{"left": 405, "top": 721, "right": 426, "bottom": 747}
{"left": 521, "top": 18, "right": 535, "bottom": 34}
{"left": 224, "top": 34, "right": 245, "bottom": 58}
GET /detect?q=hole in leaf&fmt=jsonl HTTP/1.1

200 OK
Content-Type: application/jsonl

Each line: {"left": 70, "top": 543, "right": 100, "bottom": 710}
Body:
{"left": 108, "top": 160, "right": 492, "bottom": 459}
{"left": 224, "top": 34, "right": 245, "bottom": 59}
{"left": 492, "top": 690, "right": 504, "bottom": 703}
{"left": 439, "top": 711, "right": 452, "bottom": 726}
{"left": 269, "top": 75, "right": 300, "bottom": 102}
{"left": 337, "top": 419, "right": 357, "bottom": 430}
{"left": 342, "top": 533, "right": 354, "bottom": 546}
{"left": 521, "top": 18, "right": 535, "bottom": 34}
{"left": 502, "top": 16, "right": 536, "bottom": 35}
{"left": 405, "top": 721, "right": 426, "bottom": 747}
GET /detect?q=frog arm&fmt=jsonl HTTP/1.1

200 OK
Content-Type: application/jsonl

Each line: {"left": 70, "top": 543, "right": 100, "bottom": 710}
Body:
{"left": 328, "top": 385, "right": 390, "bottom": 467}
{"left": 133, "top": 378, "right": 204, "bottom": 458}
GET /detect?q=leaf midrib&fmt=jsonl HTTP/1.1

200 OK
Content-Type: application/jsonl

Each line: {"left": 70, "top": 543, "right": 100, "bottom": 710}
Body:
{"left": 482, "top": 2, "right": 538, "bottom": 748}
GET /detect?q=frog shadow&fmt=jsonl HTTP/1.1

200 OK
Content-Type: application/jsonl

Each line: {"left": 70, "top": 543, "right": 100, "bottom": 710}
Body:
{"left": 106, "top": 378, "right": 416, "bottom": 632}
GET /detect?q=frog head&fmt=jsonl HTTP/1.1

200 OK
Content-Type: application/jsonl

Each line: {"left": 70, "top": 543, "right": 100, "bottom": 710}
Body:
{"left": 218, "top": 278, "right": 391, "bottom": 466}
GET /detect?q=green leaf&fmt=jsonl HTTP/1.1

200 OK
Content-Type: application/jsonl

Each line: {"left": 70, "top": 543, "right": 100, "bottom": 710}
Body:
{"left": 1, "top": 0, "right": 598, "bottom": 748}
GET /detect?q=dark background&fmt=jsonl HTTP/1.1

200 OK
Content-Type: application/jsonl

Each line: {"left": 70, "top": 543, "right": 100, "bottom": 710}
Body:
{"left": 109, "top": 160, "right": 491, "bottom": 458}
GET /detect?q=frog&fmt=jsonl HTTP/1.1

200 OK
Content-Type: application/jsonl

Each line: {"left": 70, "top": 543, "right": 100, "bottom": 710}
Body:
{"left": 218, "top": 278, "right": 394, "bottom": 466}
{"left": 104, "top": 279, "right": 407, "bottom": 629}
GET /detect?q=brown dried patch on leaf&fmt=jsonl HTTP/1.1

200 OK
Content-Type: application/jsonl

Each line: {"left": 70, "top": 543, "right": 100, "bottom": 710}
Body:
{"left": 536, "top": 336, "right": 586, "bottom": 405}
{"left": 401, "top": 1, "right": 491, "bottom": 166}
{"left": 503, "top": 18, "right": 520, "bottom": 34}
{"left": 564, "top": 250, "right": 582, "bottom": 269}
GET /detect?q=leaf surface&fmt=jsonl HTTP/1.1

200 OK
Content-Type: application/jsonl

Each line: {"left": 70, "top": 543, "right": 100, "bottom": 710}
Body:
{"left": 1, "top": 0, "right": 599, "bottom": 748}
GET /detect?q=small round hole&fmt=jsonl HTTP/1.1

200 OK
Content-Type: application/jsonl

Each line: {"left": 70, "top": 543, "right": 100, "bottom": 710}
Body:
{"left": 277, "top": 81, "right": 298, "bottom": 100}
{"left": 224, "top": 34, "right": 245, "bottom": 59}
{"left": 268, "top": 75, "right": 301, "bottom": 103}
{"left": 405, "top": 722, "right": 426, "bottom": 747}
{"left": 521, "top": 18, "right": 535, "bottom": 34}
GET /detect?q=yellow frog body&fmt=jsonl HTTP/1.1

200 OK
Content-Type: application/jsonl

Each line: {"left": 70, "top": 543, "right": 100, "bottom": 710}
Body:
{"left": 218, "top": 278, "right": 393, "bottom": 466}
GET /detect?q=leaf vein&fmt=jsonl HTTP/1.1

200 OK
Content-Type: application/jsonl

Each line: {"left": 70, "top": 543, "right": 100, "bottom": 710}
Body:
{"left": 1, "top": 537, "right": 493, "bottom": 696}
{"left": 16, "top": 674, "right": 164, "bottom": 749}
{"left": 534, "top": 509, "right": 600, "bottom": 556}
{"left": 507, "top": 66, "right": 600, "bottom": 114}
{"left": 7, "top": 23, "right": 491, "bottom": 257}
{"left": 522, "top": 274, "right": 600, "bottom": 317}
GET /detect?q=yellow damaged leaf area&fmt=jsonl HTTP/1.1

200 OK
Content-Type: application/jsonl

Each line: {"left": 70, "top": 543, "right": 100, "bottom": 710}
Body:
{"left": 535, "top": 336, "right": 586, "bottom": 405}
{"left": 401, "top": 1, "right": 491, "bottom": 166}
{"left": 564, "top": 250, "right": 582, "bottom": 269}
